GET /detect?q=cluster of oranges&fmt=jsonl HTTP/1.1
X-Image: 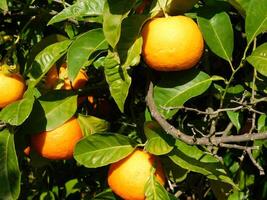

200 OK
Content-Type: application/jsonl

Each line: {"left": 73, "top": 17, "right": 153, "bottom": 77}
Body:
{"left": 0, "top": 0, "right": 204, "bottom": 199}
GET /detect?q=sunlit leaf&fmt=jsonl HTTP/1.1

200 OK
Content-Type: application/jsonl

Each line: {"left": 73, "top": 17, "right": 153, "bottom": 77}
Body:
{"left": 103, "top": 0, "right": 135, "bottom": 48}
{"left": 154, "top": 70, "right": 221, "bottom": 118}
{"left": 245, "top": 0, "right": 267, "bottom": 45}
{"left": 67, "top": 29, "right": 108, "bottom": 82}
{"left": 198, "top": 12, "right": 234, "bottom": 62}
{"left": 0, "top": 95, "right": 35, "bottom": 126}
{"left": 247, "top": 43, "right": 267, "bottom": 77}
{"left": 0, "top": 129, "right": 20, "bottom": 200}
{"left": 74, "top": 133, "right": 135, "bottom": 168}
{"left": 145, "top": 167, "right": 170, "bottom": 200}
{"left": 144, "top": 121, "right": 175, "bottom": 155}
{"left": 0, "top": 0, "right": 8, "bottom": 12}
{"left": 77, "top": 114, "right": 109, "bottom": 136}
{"left": 28, "top": 40, "right": 72, "bottom": 87}
{"left": 48, "top": 0, "right": 106, "bottom": 25}
{"left": 168, "top": 140, "right": 237, "bottom": 188}
{"left": 103, "top": 53, "right": 131, "bottom": 112}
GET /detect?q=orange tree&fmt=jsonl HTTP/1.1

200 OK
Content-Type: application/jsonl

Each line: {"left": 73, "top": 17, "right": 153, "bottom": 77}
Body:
{"left": 1, "top": 0, "right": 267, "bottom": 199}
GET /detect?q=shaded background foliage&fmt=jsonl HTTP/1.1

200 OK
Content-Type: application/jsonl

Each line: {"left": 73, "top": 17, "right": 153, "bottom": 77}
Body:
{"left": 1, "top": 0, "right": 267, "bottom": 199}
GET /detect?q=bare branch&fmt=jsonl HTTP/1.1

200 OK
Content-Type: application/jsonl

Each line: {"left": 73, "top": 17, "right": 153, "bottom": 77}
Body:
{"left": 146, "top": 80, "right": 267, "bottom": 146}
{"left": 246, "top": 148, "right": 265, "bottom": 175}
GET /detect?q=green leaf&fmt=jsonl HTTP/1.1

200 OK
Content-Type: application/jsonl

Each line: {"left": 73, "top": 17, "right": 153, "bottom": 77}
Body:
{"left": 93, "top": 189, "right": 117, "bottom": 200}
{"left": 0, "top": 95, "right": 35, "bottom": 126}
{"left": 154, "top": 70, "right": 217, "bottom": 118}
{"left": 67, "top": 28, "right": 108, "bottom": 82}
{"left": 103, "top": 0, "right": 135, "bottom": 48}
{"left": 144, "top": 121, "right": 175, "bottom": 155}
{"left": 23, "top": 91, "right": 77, "bottom": 134}
{"left": 227, "top": 111, "right": 242, "bottom": 132}
{"left": 77, "top": 114, "right": 110, "bottom": 136}
{"left": 28, "top": 40, "right": 72, "bottom": 87}
{"left": 168, "top": 140, "right": 236, "bottom": 188}
{"left": 65, "top": 179, "right": 80, "bottom": 197}
{"left": 117, "top": 15, "right": 148, "bottom": 66}
{"left": 74, "top": 133, "right": 135, "bottom": 168}
{"left": 247, "top": 43, "right": 267, "bottom": 77}
{"left": 198, "top": 12, "right": 234, "bottom": 62}
{"left": 145, "top": 167, "right": 170, "bottom": 200}
{"left": 245, "top": 0, "right": 267, "bottom": 45}
{"left": 104, "top": 53, "right": 131, "bottom": 112}
{"left": 40, "top": 191, "right": 55, "bottom": 200}
{"left": 0, "top": 0, "right": 8, "bottom": 12}
{"left": 0, "top": 129, "right": 21, "bottom": 200}
{"left": 48, "top": 0, "right": 106, "bottom": 25}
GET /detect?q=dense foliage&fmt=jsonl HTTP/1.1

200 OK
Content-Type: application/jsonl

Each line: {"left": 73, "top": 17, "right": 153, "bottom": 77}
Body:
{"left": 1, "top": 0, "right": 267, "bottom": 199}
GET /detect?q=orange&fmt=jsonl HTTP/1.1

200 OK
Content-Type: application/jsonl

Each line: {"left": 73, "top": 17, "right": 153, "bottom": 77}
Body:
{"left": 108, "top": 149, "right": 165, "bottom": 200}
{"left": 141, "top": 16, "right": 204, "bottom": 71}
{"left": 0, "top": 72, "right": 26, "bottom": 108}
{"left": 31, "top": 117, "right": 83, "bottom": 160}
{"left": 45, "top": 63, "right": 88, "bottom": 90}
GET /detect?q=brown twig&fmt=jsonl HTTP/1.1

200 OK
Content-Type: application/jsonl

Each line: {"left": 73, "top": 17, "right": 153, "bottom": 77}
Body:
{"left": 145, "top": 80, "right": 267, "bottom": 146}
{"left": 246, "top": 148, "right": 265, "bottom": 175}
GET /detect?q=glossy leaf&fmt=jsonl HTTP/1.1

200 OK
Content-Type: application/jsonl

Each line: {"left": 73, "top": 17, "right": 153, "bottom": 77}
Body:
{"left": 245, "top": 0, "right": 267, "bottom": 45}
{"left": 227, "top": 111, "right": 242, "bottom": 132}
{"left": 28, "top": 40, "right": 72, "bottom": 87}
{"left": 23, "top": 91, "right": 77, "bottom": 134}
{"left": 0, "top": 129, "right": 21, "bottom": 200}
{"left": 168, "top": 140, "right": 236, "bottom": 188}
{"left": 154, "top": 70, "right": 221, "bottom": 118}
{"left": 145, "top": 167, "right": 170, "bottom": 200}
{"left": 48, "top": 0, "right": 106, "bottom": 25}
{"left": 247, "top": 43, "right": 267, "bottom": 77}
{"left": 0, "top": 95, "right": 35, "bottom": 126}
{"left": 67, "top": 29, "right": 108, "bottom": 82}
{"left": 74, "top": 133, "right": 135, "bottom": 168}
{"left": 144, "top": 121, "right": 175, "bottom": 155}
{"left": 198, "top": 12, "right": 234, "bottom": 62}
{"left": 104, "top": 53, "right": 131, "bottom": 112}
{"left": 93, "top": 189, "right": 117, "bottom": 200}
{"left": 103, "top": 0, "right": 135, "bottom": 48}
{"left": 117, "top": 15, "right": 148, "bottom": 66}
{"left": 77, "top": 114, "right": 110, "bottom": 136}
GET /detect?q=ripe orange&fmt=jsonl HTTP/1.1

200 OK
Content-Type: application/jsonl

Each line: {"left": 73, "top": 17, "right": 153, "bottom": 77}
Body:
{"left": 45, "top": 63, "right": 88, "bottom": 90}
{"left": 108, "top": 149, "right": 165, "bottom": 200}
{"left": 141, "top": 16, "right": 204, "bottom": 71}
{"left": 0, "top": 72, "right": 26, "bottom": 108}
{"left": 31, "top": 117, "right": 83, "bottom": 160}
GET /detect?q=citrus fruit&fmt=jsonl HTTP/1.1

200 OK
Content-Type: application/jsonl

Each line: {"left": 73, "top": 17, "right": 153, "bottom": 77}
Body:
{"left": 141, "top": 15, "right": 204, "bottom": 71}
{"left": 31, "top": 117, "right": 83, "bottom": 160}
{"left": 45, "top": 63, "right": 88, "bottom": 90}
{"left": 165, "top": 0, "right": 199, "bottom": 15}
{"left": 108, "top": 149, "right": 165, "bottom": 200}
{"left": 0, "top": 72, "right": 26, "bottom": 108}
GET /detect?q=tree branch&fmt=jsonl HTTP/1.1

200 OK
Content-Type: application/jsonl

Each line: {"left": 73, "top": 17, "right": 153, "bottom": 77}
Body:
{"left": 146, "top": 80, "right": 267, "bottom": 146}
